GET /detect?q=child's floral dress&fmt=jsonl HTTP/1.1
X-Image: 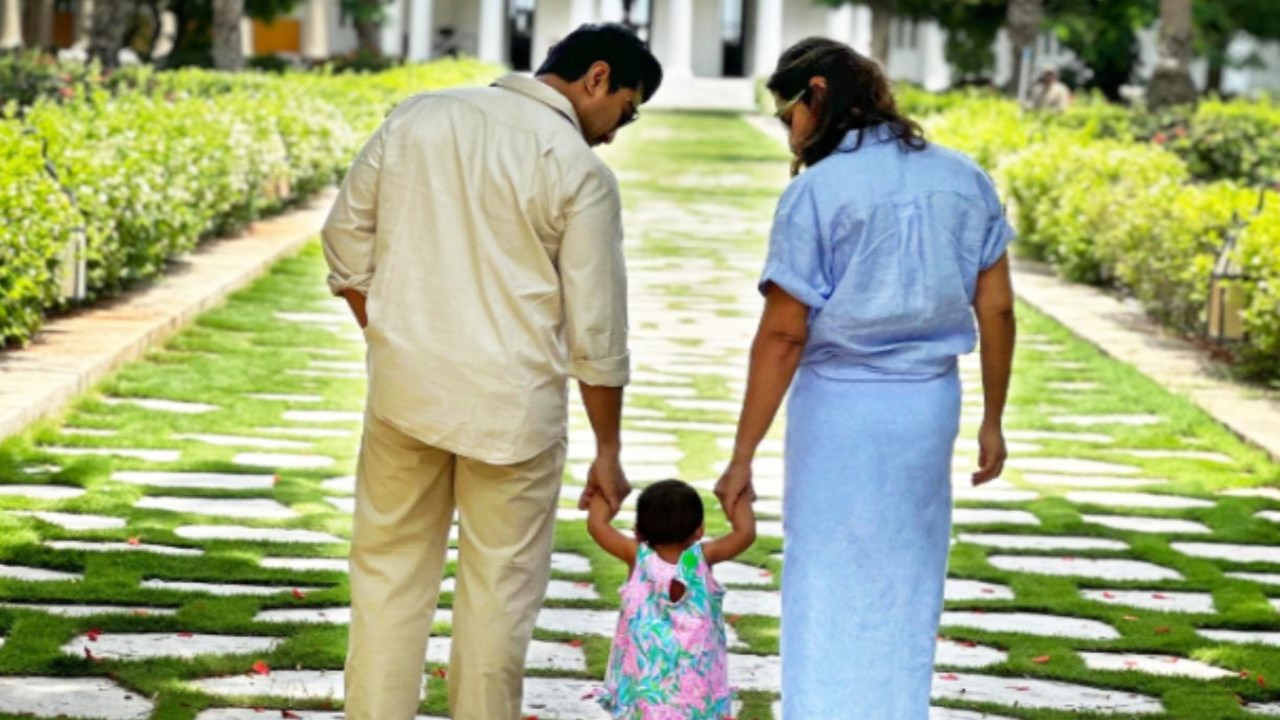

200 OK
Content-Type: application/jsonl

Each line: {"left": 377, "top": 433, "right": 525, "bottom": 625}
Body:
{"left": 597, "top": 542, "right": 733, "bottom": 719}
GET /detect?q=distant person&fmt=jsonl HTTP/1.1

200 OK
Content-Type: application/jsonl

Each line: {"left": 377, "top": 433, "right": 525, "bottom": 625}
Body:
{"left": 587, "top": 479, "right": 756, "bottom": 717}
{"left": 1024, "top": 64, "right": 1072, "bottom": 112}
{"left": 717, "top": 37, "right": 1017, "bottom": 718}
{"left": 321, "top": 24, "right": 662, "bottom": 720}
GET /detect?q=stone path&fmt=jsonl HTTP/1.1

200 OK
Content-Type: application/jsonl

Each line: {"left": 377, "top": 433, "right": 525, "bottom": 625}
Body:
{"left": 0, "top": 115, "right": 1278, "bottom": 719}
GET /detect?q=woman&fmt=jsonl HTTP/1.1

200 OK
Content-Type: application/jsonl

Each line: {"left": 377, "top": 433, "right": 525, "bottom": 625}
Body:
{"left": 716, "top": 39, "right": 1016, "bottom": 717}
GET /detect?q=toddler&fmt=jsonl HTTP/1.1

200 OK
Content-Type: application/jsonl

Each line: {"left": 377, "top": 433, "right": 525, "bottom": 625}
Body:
{"left": 587, "top": 479, "right": 756, "bottom": 719}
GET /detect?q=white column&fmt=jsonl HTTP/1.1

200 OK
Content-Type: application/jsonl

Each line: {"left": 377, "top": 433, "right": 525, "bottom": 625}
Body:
{"left": 825, "top": 2, "right": 854, "bottom": 45}
{"left": 569, "top": 0, "right": 594, "bottom": 27}
{"left": 0, "top": 0, "right": 24, "bottom": 50}
{"left": 240, "top": 16, "right": 255, "bottom": 58}
{"left": 921, "top": 21, "right": 950, "bottom": 91}
{"left": 477, "top": 0, "right": 505, "bottom": 65}
{"left": 380, "top": 0, "right": 403, "bottom": 57}
{"left": 73, "top": 0, "right": 92, "bottom": 49}
{"left": 407, "top": 0, "right": 433, "bottom": 61}
{"left": 752, "top": 0, "right": 783, "bottom": 77}
{"left": 153, "top": 10, "right": 177, "bottom": 58}
{"left": 661, "top": 0, "right": 693, "bottom": 76}
{"left": 302, "top": 0, "right": 330, "bottom": 60}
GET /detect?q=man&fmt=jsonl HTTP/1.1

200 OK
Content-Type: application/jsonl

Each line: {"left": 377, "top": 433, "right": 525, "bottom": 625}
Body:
{"left": 320, "top": 24, "right": 662, "bottom": 720}
{"left": 1023, "top": 64, "right": 1071, "bottom": 112}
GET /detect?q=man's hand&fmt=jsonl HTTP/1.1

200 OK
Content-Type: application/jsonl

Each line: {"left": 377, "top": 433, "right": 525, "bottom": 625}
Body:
{"left": 972, "top": 421, "right": 1007, "bottom": 485}
{"left": 578, "top": 450, "right": 630, "bottom": 513}
{"left": 715, "top": 458, "right": 757, "bottom": 520}
{"left": 339, "top": 288, "right": 368, "bottom": 329}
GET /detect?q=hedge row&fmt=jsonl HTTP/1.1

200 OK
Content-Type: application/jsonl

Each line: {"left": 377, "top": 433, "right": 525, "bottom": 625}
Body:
{"left": 922, "top": 94, "right": 1280, "bottom": 381}
{"left": 0, "top": 58, "right": 498, "bottom": 347}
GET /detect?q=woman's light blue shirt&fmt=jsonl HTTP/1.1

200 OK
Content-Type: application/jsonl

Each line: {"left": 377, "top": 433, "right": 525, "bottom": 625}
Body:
{"left": 760, "top": 124, "right": 1015, "bottom": 382}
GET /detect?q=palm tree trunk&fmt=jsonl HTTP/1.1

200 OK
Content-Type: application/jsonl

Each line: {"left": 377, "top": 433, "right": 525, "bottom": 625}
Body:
{"left": 1147, "top": 0, "right": 1197, "bottom": 110}
{"left": 88, "top": 0, "right": 133, "bottom": 68}
{"left": 1004, "top": 0, "right": 1042, "bottom": 95}
{"left": 212, "top": 0, "right": 244, "bottom": 69}
{"left": 868, "top": 0, "right": 891, "bottom": 67}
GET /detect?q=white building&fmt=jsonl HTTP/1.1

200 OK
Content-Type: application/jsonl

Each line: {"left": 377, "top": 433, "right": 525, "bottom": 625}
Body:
{"left": 3, "top": 0, "right": 1275, "bottom": 104}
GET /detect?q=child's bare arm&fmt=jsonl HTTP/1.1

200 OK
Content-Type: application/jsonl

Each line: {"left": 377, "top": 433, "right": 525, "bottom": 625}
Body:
{"left": 587, "top": 493, "right": 638, "bottom": 565}
{"left": 703, "top": 496, "right": 756, "bottom": 564}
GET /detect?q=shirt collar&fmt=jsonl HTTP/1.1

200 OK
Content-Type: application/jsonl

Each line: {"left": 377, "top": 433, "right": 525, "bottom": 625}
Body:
{"left": 491, "top": 73, "right": 582, "bottom": 133}
{"left": 837, "top": 123, "right": 898, "bottom": 152}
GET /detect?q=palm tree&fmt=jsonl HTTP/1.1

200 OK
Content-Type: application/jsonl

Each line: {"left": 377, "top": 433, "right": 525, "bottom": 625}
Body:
{"left": 1004, "top": 0, "right": 1041, "bottom": 95}
{"left": 1147, "top": 0, "right": 1197, "bottom": 110}
{"left": 212, "top": 0, "right": 244, "bottom": 69}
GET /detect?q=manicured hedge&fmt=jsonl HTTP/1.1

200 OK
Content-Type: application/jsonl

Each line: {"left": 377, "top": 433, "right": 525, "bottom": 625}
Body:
{"left": 0, "top": 57, "right": 498, "bottom": 347}
{"left": 921, "top": 93, "right": 1280, "bottom": 381}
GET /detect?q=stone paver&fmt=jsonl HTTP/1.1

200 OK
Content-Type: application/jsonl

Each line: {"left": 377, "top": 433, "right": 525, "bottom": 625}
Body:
{"left": 0, "top": 677, "right": 154, "bottom": 720}
{"left": 1079, "top": 651, "right": 1234, "bottom": 679}
{"left": 9, "top": 510, "right": 126, "bottom": 530}
{"left": 1081, "top": 514, "right": 1213, "bottom": 534}
{"left": 1080, "top": 589, "right": 1215, "bottom": 614}
{"left": 137, "top": 497, "right": 298, "bottom": 519}
{"left": 111, "top": 470, "right": 275, "bottom": 490}
{"left": 988, "top": 556, "right": 1184, "bottom": 582}
{"left": 0, "top": 484, "right": 86, "bottom": 500}
{"left": 62, "top": 632, "right": 282, "bottom": 660}
{"left": 176, "top": 526, "right": 344, "bottom": 544}
{"left": 940, "top": 611, "right": 1120, "bottom": 640}
{"left": 931, "top": 671, "right": 1163, "bottom": 714}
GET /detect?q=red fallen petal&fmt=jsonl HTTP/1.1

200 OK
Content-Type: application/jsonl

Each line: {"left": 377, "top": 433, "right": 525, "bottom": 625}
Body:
{"left": 273, "top": 475, "right": 281, "bottom": 485}
{"left": 83, "top": 647, "right": 96, "bottom": 661}
{"left": 1011, "top": 685, "right": 1031, "bottom": 692}
{"left": 938, "top": 673, "right": 959, "bottom": 681}
{"left": 252, "top": 660, "right": 271, "bottom": 675}
{"left": 85, "top": 628, "right": 101, "bottom": 641}
{"left": 523, "top": 715, "right": 539, "bottom": 720}
{"left": 132, "top": 609, "right": 149, "bottom": 617}
{"left": 972, "top": 608, "right": 987, "bottom": 614}
{"left": 433, "top": 667, "right": 446, "bottom": 678}
{"left": 1260, "top": 675, "right": 1267, "bottom": 688}
{"left": 568, "top": 639, "right": 583, "bottom": 648}
{"left": 759, "top": 570, "right": 772, "bottom": 578}
{"left": 727, "top": 614, "right": 742, "bottom": 625}
{"left": 291, "top": 588, "right": 306, "bottom": 599}
{"left": 1154, "top": 626, "right": 1171, "bottom": 634}
{"left": 1062, "top": 555, "right": 1075, "bottom": 562}
{"left": 253, "top": 707, "right": 264, "bottom": 713}
{"left": 980, "top": 588, "right": 994, "bottom": 594}
{"left": 127, "top": 537, "right": 141, "bottom": 546}
{"left": 575, "top": 582, "right": 591, "bottom": 588}
{"left": 178, "top": 632, "right": 194, "bottom": 638}
{"left": 1103, "top": 592, "right": 1116, "bottom": 599}
{"left": 1124, "top": 661, "right": 1138, "bottom": 668}
{"left": 959, "top": 640, "right": 977, "bottom": 648}
{"left": 1241, "top": 670, "right": 1253, "bottom": 678}
{"left": 1033, "top": 655, "right": 1051, "bottom": 664}
{"left": 282, "top": 712, "right": 302, "bottom": 719}
{"left": 1152, "top": 593, "right": 1168, "bottom": 600}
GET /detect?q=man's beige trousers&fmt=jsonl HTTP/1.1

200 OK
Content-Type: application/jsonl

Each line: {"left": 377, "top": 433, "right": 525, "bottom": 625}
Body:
{"left": 344, "top": 412, "right": 565, "bottom": 719}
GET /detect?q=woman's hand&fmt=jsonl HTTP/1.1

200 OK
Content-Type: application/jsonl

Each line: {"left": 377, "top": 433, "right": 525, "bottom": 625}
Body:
{"left": 715, "top": 458, "right": 758, "bottom": 519}
{"left": 972, "top": 421, "right": 1007, "bottom": 485}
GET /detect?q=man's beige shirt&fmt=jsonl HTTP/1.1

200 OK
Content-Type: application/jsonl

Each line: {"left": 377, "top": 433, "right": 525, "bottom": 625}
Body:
{"left": 321, "top": 74, "right": 629, "bottom": 465}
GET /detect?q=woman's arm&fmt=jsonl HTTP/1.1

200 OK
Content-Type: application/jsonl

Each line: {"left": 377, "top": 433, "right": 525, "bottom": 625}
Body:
{"left": 703, "top": 494, "right": 757, "bottom": 565}
{"left": 587, "top": 493, "right": 638, "bottom": 565}
{"left": 716, "top": 284, "right": 810, "bottom": 517}
{"left": 972, "top": 252, "right": 1016, "bottom": 485}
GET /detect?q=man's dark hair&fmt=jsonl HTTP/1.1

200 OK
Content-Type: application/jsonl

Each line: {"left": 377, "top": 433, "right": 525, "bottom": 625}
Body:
{"left": 536, "top": 23, "right": 663, "bottom": 103}
{"left": 635, "top": 479, "right": 704, "bottom": 546}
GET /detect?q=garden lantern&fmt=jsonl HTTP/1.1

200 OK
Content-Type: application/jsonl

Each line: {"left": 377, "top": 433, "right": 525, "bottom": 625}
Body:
{"left": 1206, "top": 188, "right": 1266, "bottom": 344}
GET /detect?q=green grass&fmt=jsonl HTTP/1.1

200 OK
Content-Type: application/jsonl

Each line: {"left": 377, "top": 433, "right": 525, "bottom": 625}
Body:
{"left": 0, "top": 111, "right": 1275, "bottom": 719}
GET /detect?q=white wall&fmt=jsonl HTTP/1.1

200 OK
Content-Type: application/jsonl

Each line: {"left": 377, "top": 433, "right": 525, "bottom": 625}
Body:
{"left": 780, "top": 0, "right": 828, "bottom": 51}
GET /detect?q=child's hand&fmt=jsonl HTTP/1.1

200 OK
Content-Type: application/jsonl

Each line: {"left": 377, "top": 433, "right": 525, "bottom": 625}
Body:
{"left": 588, "top": 492, "right": 619, "bottom": 522}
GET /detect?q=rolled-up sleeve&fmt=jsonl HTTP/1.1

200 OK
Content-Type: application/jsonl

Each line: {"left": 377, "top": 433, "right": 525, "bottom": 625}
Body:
{"left": 321, "top": 124, "right": 386, "bottom": 296}
{"left": 759, "top": 181, "right": 831, "bottom": 308}
{"left": 558, "top": 164, "right": 629, "bottom": 387}
{"left": 977, "top": 170, "right": 1015, "bottom": 270}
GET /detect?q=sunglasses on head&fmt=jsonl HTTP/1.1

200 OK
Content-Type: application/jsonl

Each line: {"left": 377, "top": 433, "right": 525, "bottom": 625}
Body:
{"left": 775, "top": 88, "right": 809, "bottom": 129}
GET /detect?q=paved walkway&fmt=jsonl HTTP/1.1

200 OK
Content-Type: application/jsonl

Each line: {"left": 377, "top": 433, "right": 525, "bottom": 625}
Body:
{"left": 0, "top": 114, "right": 1278, "bottom": 720}
{"left": 0, "top": 190, "right": 335, "bottom": 443}
{"left": 745, "top": 115, "right": 1280, "bottom": 463}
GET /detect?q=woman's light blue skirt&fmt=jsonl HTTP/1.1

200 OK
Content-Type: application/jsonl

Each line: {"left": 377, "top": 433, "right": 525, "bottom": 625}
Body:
{"left": 781, "top": 364, "right": 960, "bottom": 719}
